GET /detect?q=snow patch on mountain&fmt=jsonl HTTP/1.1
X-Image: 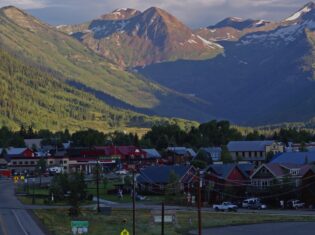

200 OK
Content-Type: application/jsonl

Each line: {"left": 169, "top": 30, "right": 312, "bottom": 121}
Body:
{"left": 239, "top": 20, "right": 315, "bottom": 46}
{"left": 285, "top": 6, "right": 311, "bottom": 21}
{"left": 196, "top": 35, "right": 223, "bottom": 49}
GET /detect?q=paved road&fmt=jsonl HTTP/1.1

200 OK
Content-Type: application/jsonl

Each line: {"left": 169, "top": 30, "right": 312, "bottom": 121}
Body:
{"left": 0, "top": 178, "right": 45, "bottom": 235}
{"left": 190, "top": 222, "right": 315, "bottom": 235}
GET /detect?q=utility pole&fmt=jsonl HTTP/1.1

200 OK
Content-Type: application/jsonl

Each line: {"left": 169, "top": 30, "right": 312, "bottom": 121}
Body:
{"left": 132, "top": 170, "right": 136, "bottom": 235}
{"left": 161, "top": 202, "right": 165, "bottom": 235}
{"left": 197, "top": 172, "right": 202, "bottom": 235}
{"left": 96, "top": 159, "right": 100, "bottom": 213}
{"left": 32, "top": 178, "right": 35, "bottom": 204}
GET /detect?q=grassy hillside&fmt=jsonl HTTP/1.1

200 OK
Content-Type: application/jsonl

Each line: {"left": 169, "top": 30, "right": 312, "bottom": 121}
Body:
{"left": 0, "top": 6, "right": 213, "bottom": 122}
{"left": 0, "top": 47, "right": 197, "bottom": 131}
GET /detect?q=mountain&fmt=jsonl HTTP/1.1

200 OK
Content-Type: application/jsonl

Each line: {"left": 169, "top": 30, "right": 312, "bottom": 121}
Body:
{"left": 195, "top": 17, "right": 277, "bottom": 42}
{"left": 59, "top": 7, "right": 223, "bottom": 67}
{"left": 0, "top": 6, "right": 214, "bottom": 124}
{"left": 0, "top": 46, "right": 182, "bottom": 132}
{"left": 139, "top": 2, "right": 315, "bottom": 126}
{"left": 209, "top": 17, "right": 271, "bottom": 30}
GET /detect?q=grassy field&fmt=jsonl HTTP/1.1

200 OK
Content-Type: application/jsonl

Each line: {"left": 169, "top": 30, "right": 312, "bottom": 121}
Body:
{"left": 34, "top": 208, "right": 315, "bottom": 235}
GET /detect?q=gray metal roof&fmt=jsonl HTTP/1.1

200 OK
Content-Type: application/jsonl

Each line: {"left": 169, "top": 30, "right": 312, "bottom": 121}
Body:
{"left": 227, "top": 141, "right": 275, "bottom": 152}
{"left": 143, "top": 149, "right": 161, "bottom": 158}
{"left": 271, "top": 152, "right": 315, "bottom": 164}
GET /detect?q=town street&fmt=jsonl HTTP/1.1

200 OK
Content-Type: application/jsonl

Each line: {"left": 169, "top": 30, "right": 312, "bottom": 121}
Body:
{"left": 0, "top": 178, "right": 45, "bottom": 235}
{"left": 190, "top": 222, "right": 315, "bottom": 235}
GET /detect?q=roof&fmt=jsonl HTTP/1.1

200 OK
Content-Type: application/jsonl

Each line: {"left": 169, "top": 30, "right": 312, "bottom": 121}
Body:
{"left": 95, "top": 146, "right": 145, "bottom": 156}
{"left": 238, "top": 164, "right": 255, "bottom": 178}
{"left": 200, "top": 147, "right": 222, "bottom": 154}
{"left": 7, "top": 148, "right": 30, "bottom": 155}
{"left": 251, "top": 163, "right": 313, "bottom": 178}
{"left": 166, "top": 147, "right": 196, "bottom": 157}
{"left": 143, "top": 149, "right": 161, "bottom": 158}
{"left": 137, "top": 165, "right": 193, "bottom": 184}
{"left": 206, "top": 164, "right": 236, "bottom": 179}
{"left": 227, "top": 141, "right": 275, "bottom": 152}
{"left": 271, "top": 152, "right": 315, "bottom": 164}
{"left": 24, "top": 139, "right": 43, "bottom": 148}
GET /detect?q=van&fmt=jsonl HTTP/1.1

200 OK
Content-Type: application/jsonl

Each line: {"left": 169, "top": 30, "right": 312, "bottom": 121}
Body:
{"left": 242, "top": 198, "right": 261, "bottom": 208}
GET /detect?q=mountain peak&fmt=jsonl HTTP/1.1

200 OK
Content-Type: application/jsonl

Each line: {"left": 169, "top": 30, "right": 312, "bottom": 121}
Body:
{"left": 209, "top": 17, "right": 269, "bottom": 30}
{"left": 100, "top": 8, "right": 141, "bottom": 20}
{"left": 0, "top": 5, "right": 25, "bottom": 15}
{"left": 284, "top": 2, "right": 315, "bottom": 22}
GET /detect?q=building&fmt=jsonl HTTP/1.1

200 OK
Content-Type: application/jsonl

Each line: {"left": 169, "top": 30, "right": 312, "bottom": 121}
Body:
{"left": 24, "top": 139, "right": 43, "bottom": 150}
{"left": 271, "top": 152, "right": 315, "bottom": 165}
{"left": 227, "top": 141, "right": 284, "bottom": 166}
{"left": 165, "top": 147, "right": 196, "bottom": 164}
{"left": 137, "top": 165, "right": 197, "bottom": 194}
{"left": 204, "top": 164, "right": 252, "bottom": 202}
{"left": 250, "top": 163, "right": 313, "bottom": 189}
{"left": 198, "top": 147, "right": 222, "bottom": 162}
{"left": 4, "top": 148, "right": 37, "bottom": 174}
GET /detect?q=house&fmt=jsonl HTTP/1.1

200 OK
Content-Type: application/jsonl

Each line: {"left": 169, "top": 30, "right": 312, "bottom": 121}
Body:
{"left": 250, "top": 163, "right": 313, "bottom": 189}
{"left": 198, "top": 147, "right": 222, "bottom": 162}
{"left": 165, "top": 147, "right": 196, "bottom": 164}
{"left": 137, "top": 165, "right": 197, "bottom": 194}
{"left": 204, "top": 164, "right": 252, "bottom": 202}
{"left": 286, "top": 142, "right": 315, "bottom": 152}
{"left": 143, "top": 149, "right": 161, "bottom": 159}
{"left": 271, "top": 152, "right": 315, "bottom": 165}
{"left": 227, "top": 140, "right": 284, "bottom": 166}
{"left": 95, "top": 146, "right": 147, "bottom": 164}
{"left": 24, "top": 139, "right": 43, "bottom": 150}
{"left": 4, "top": 148, "right": 37, "bottom": 174}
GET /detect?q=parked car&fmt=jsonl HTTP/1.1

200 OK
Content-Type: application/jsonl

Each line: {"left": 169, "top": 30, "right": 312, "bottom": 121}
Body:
{"left": 115, "top": 169, "right": 128, "bottom": 175}
{"left": 247, "top": 201, "right": 267, "bottom": 210}
{"left": 242, "top": 198, "right": 261, "bottom": 208}
{"left": 213, "top": 202, "right": 238, "bottom": 212}
{"left": 48, "top": 166, "right": 63, "bottom": 175}
{"left": 287, "top": 200, "right": 305, "bottom": 209}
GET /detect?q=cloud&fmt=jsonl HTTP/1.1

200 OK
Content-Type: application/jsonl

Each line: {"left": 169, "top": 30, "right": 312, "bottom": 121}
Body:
{"left": 12, "top": 0, "right": 312, "bottom": 27}
{"left": 0, "top": 0, "right": 47, "bottom": 9}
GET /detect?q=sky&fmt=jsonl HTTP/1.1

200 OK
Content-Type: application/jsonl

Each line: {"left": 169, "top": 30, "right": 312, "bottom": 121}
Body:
{"left": 0, "top": 0, "right": 311, "bottom": 28}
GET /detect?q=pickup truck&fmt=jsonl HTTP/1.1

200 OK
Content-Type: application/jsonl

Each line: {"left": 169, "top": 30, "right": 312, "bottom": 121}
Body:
{"left": 213, "top": 202, "right": 238, "bottom": 212}
{"left": 287, "top": 200, "right": 305, "bottom": 209}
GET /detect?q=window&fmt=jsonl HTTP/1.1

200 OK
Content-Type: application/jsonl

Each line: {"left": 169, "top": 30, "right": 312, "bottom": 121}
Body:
{"left": 49, "top": 161, "right": 53, "bottom": 164}
{"left": 13, "top": 161, "right": 17, "bottom": 165}
{"left": 24, "top": 161, "right": 28, "bottom": 165}
{"left": 30, "top": 161, "right": 34, "bottom": 165}
{"left": 63, "top": 160, "right": 67, "bottom": 164}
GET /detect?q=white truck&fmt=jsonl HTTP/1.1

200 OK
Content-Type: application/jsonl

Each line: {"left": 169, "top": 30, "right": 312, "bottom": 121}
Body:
{"left": 213, "top": 202, "right": 238, "bottom": 212}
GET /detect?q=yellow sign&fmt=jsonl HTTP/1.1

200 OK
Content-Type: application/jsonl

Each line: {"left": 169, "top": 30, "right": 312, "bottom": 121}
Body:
{"left": 13, "top": 176, "right": 19, "bottom": 183}
{"left": 120, "top": 229, "right": 129, "bottom": 235}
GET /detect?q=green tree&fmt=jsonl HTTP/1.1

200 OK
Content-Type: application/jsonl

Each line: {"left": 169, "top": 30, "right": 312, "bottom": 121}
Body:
{"left": 221, "top": 146, "right": 233, "bottom": 163}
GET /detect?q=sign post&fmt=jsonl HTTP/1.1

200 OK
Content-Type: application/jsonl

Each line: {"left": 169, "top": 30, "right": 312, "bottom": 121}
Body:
{"left": 71, "top": 221, "right": 89, "bottom": 234}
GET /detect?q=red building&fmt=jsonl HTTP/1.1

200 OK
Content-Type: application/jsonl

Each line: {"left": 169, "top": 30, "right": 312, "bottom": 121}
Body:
{"left": 204, "top": 164, "right": 253, "bottom": 203}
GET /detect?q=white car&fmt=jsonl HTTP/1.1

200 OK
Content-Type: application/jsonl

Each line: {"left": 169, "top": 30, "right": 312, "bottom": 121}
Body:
{"left": 115, "top": 169, "right": 128, "bottom": 175}
{"left": 242, "top": 198, "right": 261, "bottom": 208}
{"left": 213, "top": 202, "right": 238, "bottom": 212}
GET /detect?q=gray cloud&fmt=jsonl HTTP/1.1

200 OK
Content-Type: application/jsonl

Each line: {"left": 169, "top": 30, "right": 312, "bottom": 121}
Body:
{"left": 0, "top": 0, "right": 311, "bottom": 28}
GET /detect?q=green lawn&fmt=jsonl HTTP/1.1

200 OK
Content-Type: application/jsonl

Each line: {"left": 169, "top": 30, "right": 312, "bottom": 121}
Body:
{"left": 34, "top": 208, "right": 315, "bottom": 235}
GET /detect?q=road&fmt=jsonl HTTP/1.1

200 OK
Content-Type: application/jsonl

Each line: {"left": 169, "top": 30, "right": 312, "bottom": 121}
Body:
{"left": 190, "top": 222, "right": 315, "bottom": 235}
{"left": 0, "top": 178, "right": 45, "bottom": 235}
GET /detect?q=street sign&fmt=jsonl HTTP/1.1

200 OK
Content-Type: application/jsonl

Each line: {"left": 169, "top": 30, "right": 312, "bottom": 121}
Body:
{"left": 71, "top": 221, "right": 89, "bottom": 234}
{"left": 120, "top": 228, "right": 129, "bottom": 235}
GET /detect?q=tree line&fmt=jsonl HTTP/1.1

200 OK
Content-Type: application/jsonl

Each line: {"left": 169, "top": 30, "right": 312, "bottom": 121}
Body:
{"left": 1, "top": 120, "right": 315, "bottom": 150}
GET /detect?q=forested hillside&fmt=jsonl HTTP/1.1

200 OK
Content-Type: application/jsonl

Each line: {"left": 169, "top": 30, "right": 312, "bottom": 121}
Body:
{"left": 0, "top": 48, "right": 194, "bottom": 131}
